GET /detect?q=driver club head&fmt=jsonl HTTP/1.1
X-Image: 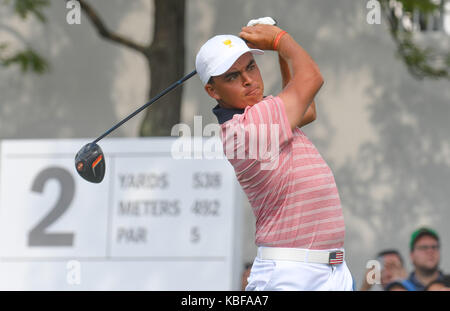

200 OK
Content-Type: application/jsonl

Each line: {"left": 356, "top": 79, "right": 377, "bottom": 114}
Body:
{"left": 75, "top": 142, "right": 106, "bottom": 183}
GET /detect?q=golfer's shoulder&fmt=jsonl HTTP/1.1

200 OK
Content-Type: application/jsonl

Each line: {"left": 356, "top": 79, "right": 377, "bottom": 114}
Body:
{"left": 255, "top": 95, "right": 282, "bottom": 110}
{"left": 241, "top": 95, "right": 288, "bottom": 124}
{"left": 223, "top": 96, "right": 286, "bottom": 128}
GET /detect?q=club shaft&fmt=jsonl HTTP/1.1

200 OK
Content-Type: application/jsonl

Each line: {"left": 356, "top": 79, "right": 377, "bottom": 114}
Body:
{"left": 93, "top": 70, "right": 197, "bottom": 144}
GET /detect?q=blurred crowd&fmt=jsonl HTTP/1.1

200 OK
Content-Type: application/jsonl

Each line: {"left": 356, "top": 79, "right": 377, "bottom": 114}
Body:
{"left": 360, "top": 227, "right": 449, "bottom": 291}
{"left": 241, "top": 227, "right": 449, "bottom": 291}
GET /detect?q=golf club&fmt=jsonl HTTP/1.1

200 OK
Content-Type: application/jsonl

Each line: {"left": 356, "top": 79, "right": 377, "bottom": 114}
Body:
{"left": 75, "top": 69, "right": 197, "bottom": 183}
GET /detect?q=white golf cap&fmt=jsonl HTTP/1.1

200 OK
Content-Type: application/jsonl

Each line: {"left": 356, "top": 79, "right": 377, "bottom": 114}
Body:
{"left": 195, "top": 35, "right": 264, "bottom": 85}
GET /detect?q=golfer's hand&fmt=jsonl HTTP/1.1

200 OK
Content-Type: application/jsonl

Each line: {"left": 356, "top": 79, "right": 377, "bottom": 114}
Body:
{"left": 239, "top": 24, "right": 283, "bottom": 51}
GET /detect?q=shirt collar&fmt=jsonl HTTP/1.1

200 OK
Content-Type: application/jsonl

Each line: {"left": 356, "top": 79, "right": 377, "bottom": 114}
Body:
{"left": 408, "top": 271, "right": 445, "bottom": 290}
{"left": 212, "top": 104, "right": 245, "bottom": 125}
{"left": 408, "top": 272, "right": 424, "bottom": 290}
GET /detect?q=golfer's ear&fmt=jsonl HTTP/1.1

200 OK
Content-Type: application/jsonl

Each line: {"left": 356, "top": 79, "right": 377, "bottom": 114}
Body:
{"left": 205, "top": 83, "right": 220, "bottom": 101}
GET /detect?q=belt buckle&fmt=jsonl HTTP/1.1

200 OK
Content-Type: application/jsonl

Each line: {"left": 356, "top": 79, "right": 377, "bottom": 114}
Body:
{"left": 328, "top": 251, "right": 344, "bottom": 265}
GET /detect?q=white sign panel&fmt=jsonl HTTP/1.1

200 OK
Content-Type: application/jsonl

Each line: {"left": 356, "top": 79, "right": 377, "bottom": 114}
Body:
{"left": 0, "top": 138, "right": 243, "bottom": 290}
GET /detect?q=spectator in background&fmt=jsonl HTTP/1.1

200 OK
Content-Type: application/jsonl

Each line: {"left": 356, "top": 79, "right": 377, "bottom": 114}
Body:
{"left": 385, "top": 281, "right": 408, "bottom": 291}
{"left": 402, "top": 227, "right": 445, "bottom": 291}
{"left": 241, "top": 262, "right": 252, "bottom": 290}
{"left": 425, "top": 275, "right": 450, "bottom": 291}
{"left": 360, "top": 249, "right": 407, "bottom": 291}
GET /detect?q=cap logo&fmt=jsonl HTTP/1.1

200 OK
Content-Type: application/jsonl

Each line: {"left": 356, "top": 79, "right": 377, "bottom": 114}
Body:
{"left": 223, "top": 39, "right": 233, "bottom": 48}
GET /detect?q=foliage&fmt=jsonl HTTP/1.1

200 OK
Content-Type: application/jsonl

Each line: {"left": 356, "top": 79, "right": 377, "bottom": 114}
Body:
{"left": 394, "top": 0, "right": 439, "bottom": 13}
{"left": 379, "top": 0, "right": 449, "bottom": 80}
{"left": 0, "top": 0, "right": 50, "bottom": 74}
{"left": 11, "top": 0, "right": 50, "bottom": 22}
{"left": 1, "top": 48, "right": 48, "bottom": 73}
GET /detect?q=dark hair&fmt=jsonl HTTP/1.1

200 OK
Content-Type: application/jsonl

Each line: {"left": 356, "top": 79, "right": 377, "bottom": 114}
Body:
{"left": 377, "top": 249, "right": 404, "bottom": 266}
{"left": 425, "top": 279, "right": 446, "bottom": 291}
{"left": 410, "top": 227, "right": 439, "bottom": 252}
{"left": 208, "top": 76, "right": 215, "bottom": 84}
{"left": 385, "top": 281, "right": 407, "bottom": 291}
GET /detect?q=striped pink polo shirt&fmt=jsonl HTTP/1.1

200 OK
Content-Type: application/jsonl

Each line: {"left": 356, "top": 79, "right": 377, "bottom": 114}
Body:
{"left": 219, "top": 95, "right": 345, "bottom": 250}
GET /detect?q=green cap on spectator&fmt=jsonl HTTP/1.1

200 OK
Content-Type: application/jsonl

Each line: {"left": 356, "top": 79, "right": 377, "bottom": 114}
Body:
{"left": 410, "top": 227, "right": 439, "bottom": 251}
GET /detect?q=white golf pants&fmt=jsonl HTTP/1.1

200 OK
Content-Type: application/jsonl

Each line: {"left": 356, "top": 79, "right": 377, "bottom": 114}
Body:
{"left": 245, "top": 247, "right": 354, "bottom": 291}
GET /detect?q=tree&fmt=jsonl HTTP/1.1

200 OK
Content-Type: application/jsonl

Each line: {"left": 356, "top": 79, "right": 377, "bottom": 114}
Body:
{"left": 0, "top": 0, "right": 49, "bottom": 74}
{"left": 1, "top": 0, "right": 187, "bottom": 136}
{"left": 379, "top": 0, "right": 450, "bottom": 80}
{"left": 78, "top": 0, "right": 186, "bottom": 136}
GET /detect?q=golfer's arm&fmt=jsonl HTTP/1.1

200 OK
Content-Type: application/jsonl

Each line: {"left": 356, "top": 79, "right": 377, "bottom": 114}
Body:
{"left": 278, "top": 54, "right": 317, "bottom": 128}
{"left": 301, "top": 101, "right": 316, "bottom": 127}
{"left": 278, "top": 54, "right": 291, "bottom": 89}
{"left": 277, "top": 33, "right": 323, "bottom": 130}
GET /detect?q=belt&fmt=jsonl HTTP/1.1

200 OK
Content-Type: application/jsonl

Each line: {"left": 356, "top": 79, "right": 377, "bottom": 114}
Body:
{"left": 258, "top": 247, "right": 345, "bottom": 265}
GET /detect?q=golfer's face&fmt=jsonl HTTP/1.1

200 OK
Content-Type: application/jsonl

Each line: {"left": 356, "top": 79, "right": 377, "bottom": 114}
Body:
{"left": 206, "top": 52, "right": 264, "bottom": 109}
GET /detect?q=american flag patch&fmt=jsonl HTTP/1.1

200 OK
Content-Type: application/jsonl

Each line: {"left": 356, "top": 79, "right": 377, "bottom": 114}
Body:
{"left": 329, "top": 251, "right": 344, "bottom": 265}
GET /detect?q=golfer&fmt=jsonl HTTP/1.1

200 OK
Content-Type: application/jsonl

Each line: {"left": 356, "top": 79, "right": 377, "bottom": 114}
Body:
{"left": 195, "top": 23, "right": 353, "bottom": 290}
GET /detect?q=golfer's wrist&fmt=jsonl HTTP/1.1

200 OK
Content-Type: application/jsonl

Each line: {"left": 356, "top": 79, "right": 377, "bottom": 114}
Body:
{"left": 273, "top": 30, "right": 288, "bottom": 50}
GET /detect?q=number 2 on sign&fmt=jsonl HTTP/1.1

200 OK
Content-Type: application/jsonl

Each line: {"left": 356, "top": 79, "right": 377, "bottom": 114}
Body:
{"left": 28, "top": 167, "right": 75, "bottom": 247}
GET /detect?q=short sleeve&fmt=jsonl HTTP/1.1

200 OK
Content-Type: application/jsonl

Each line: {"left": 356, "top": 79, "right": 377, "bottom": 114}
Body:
{"left": 241, "top": 95, "right": 293, "bottom": 149}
